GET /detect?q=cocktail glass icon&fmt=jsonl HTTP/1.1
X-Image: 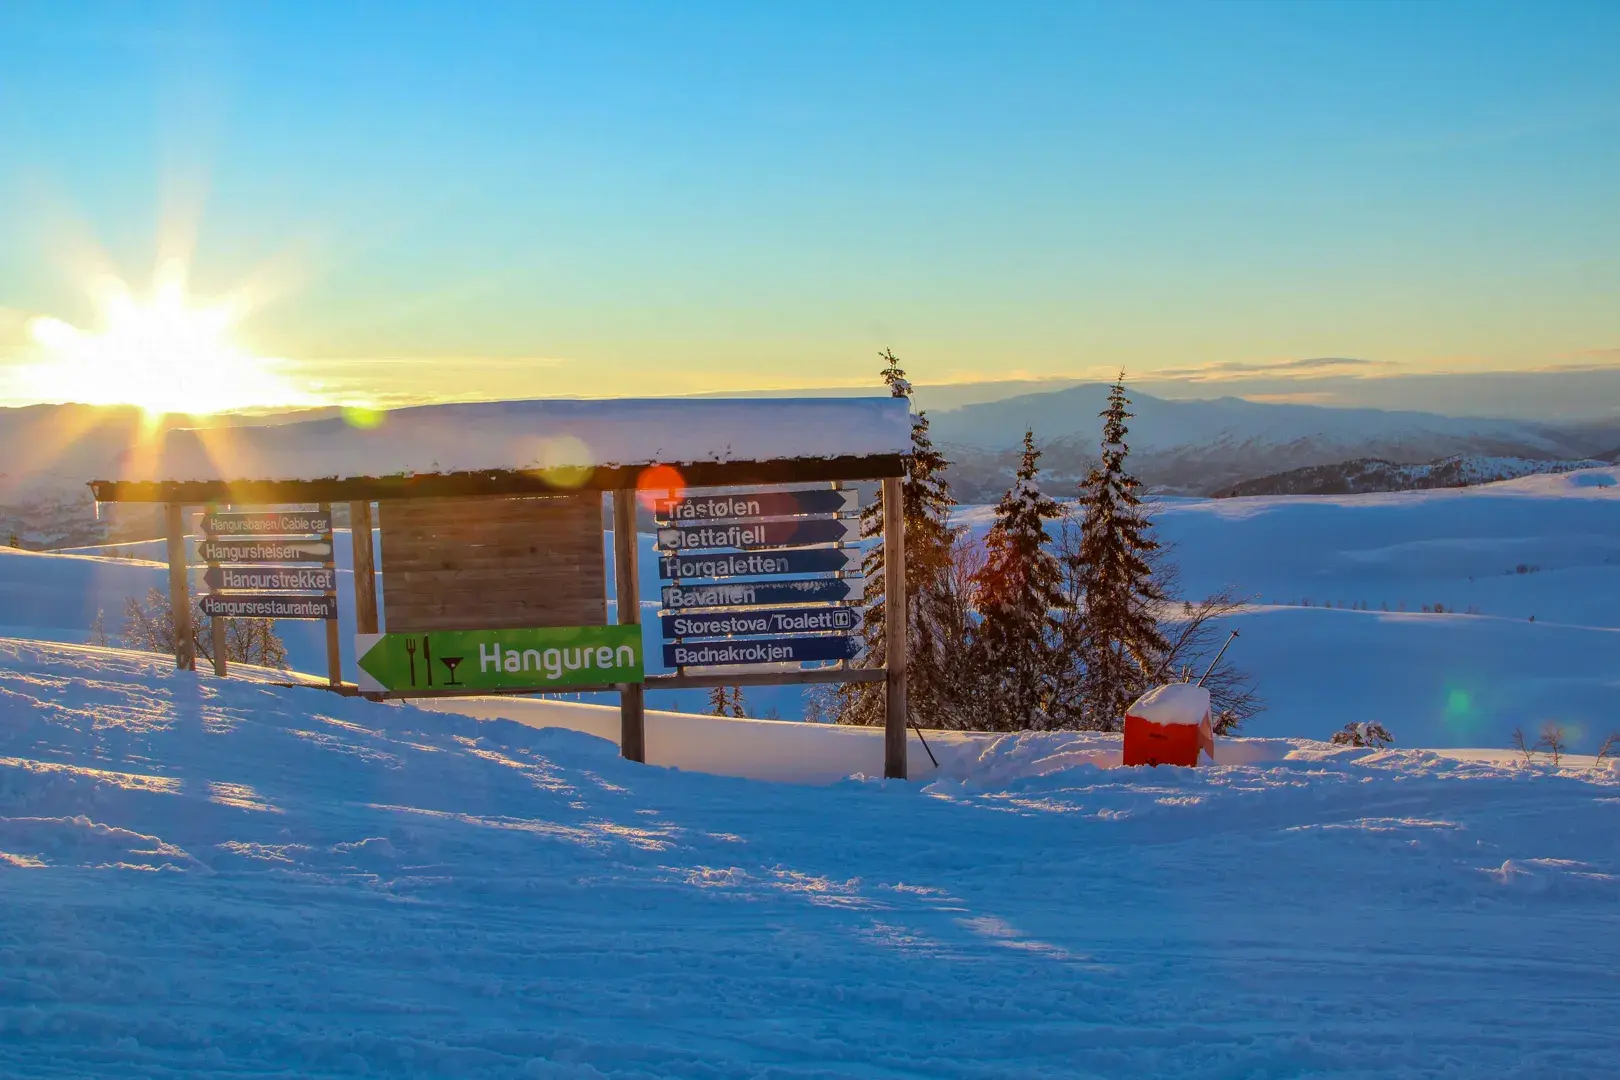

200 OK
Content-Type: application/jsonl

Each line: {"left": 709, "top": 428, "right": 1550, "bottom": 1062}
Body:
{"left": 440, "top": 655, "right": 464, "bottom": 686}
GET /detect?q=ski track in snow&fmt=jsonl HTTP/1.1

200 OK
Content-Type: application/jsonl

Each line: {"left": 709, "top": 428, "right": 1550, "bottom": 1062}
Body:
{"left": 2, "top": 640, "right": 1618, "bottom": 1078}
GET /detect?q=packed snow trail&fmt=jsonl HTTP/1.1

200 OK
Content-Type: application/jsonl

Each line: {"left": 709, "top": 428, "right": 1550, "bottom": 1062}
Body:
{"left": 2, "top": 640, "right": 1619, "bottom": 1078}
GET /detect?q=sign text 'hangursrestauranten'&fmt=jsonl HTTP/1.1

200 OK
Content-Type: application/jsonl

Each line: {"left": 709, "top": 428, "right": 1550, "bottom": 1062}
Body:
{"left": 201, "top": 593, "right": 339, "bottom": 620}
{"left": 356, "top": 625, "right": 643, "bottom": 694}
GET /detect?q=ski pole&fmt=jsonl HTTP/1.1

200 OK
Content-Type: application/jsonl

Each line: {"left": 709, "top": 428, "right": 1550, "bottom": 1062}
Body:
{"left": 1196, "top": 629, "right": 1239, "bottom": 687}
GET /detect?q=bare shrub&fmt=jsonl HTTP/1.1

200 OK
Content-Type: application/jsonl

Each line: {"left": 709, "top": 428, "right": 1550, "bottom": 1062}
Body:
{"left": 1535, "top": 723, "right": 1567, "bottom": 767}
{"left": 1331, "top": 721, "right": 1395, "bottom": 749}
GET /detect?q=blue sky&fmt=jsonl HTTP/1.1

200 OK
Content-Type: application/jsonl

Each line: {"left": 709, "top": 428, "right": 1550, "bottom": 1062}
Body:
{"left": 1, "top": 0, "right": 1616, "bottom": 405}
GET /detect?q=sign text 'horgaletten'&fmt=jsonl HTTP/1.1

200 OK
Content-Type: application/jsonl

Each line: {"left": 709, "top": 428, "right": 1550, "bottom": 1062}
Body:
{"left": 657, "top": 547, "right": 860, "bottom": 580}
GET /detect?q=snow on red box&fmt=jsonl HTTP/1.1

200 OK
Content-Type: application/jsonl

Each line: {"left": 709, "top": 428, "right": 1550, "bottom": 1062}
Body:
{"left": 1122, "top": 683, "right": 1215, "bottom": 768}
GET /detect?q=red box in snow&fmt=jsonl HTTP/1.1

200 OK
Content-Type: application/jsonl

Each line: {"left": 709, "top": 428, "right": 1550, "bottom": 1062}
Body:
{"left": 1122, "top": 683, "right": 1215, "bottom": 767}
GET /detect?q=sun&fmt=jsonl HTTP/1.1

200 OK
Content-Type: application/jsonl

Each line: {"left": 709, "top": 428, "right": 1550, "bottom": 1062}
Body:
{"left": 21, "top": 278, "right": 320, "bottom": 417}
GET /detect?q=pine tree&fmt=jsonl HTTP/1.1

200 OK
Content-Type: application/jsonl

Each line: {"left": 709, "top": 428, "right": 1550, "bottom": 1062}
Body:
{"left": 1068, "top": 375, "right": 1170, "bottom": 729}
{"left": 707, "top": 685, "right": 730, "bottom": 716}
{"left": 832, "top": 348, "right": 957, "bottom": 726}
{"left": 971, "top": 430, "right": 1064, "bottom": 728}
{"left": 727, "top": 686, "right": 747, "bottom": 718}
{"left": 89, "top": 609, "right": 110, "bottom": 648}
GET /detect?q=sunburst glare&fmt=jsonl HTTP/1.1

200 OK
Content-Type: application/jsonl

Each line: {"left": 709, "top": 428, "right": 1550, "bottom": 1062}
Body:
{"left": 19, "top": 275, "right": 323, "bottom": 417}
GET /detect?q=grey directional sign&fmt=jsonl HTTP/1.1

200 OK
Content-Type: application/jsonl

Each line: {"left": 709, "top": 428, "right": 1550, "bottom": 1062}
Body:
{"left": 195, "top": 538, "right": 333, "bottom": 564}
{"left": 200, "top": 594, "right": 338, "bottom": 620}
{"left": 660, "top": 578, "right": 862, "bottom": 610}
{"left": 663, "top": 635, "right": 860, "bottom": 667}
{"left": 655, "top": 489, "right": 857, "bottom": 524}
{"left": 200, "top": 510, "right": 331, "bottom": 537}
{"left": 661, "top": 606, "right": 860, "bottom": 639}
{"left": 658, "top": 547, "right": 860, "bottom": 580}
{"left": 202, "top": 566, "right": 337, "bottom": 592}
{"left": 655, "top": 517, "right": 859, "bottom": 552}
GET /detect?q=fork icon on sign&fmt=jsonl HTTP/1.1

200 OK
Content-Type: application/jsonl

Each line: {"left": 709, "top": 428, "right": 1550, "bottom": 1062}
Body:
{"left": 404, "top": 637, "right": 417, "bottom": 686}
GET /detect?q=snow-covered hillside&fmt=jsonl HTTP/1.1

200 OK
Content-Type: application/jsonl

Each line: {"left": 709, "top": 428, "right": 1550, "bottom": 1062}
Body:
{"left": 929, "top": 384, "right": 1618, "bottom": 497}
{"left": 1214, "top": 453, "right": 1613, "bottom": 497}
{"left": 13, "top": 466, "right": 1620, "bottom": 752}
{"left": 2, "top": 638, "right": 1617, "bottom": 1077}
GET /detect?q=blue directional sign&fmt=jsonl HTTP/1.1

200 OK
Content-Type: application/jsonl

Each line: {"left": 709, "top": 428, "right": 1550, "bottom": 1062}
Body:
{"left": 661, "top": 606, "right": 859, "bottom": 639}
{"left": 656, "top": 517, "right": 859, "bottom": 552}
{"left": 658, "top": 547, "right": 860, "bottom": 580}
{"left": 655, "top": 489, "right": 857, "bottom": 524}
{"left": 663, "top": 635, "right": 861, "bottom": 668}
{"left": 660, "top": 578, "right": 862, "bottom": 610}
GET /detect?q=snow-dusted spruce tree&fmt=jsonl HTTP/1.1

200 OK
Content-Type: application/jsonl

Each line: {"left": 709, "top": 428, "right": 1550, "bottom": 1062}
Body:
{"left": 1064, "top": 377, "right": 1170, "bottom": 729}
{"left": 830, "top": 349, "right": 958, "bottom": 726}
{"left": 707, "top": 685, "right": 729, "bottom": 716}
{"left": 121, "top": 587, "right": 289, "bottom": 668}
{"left": 1055, "top": 375, "right": 1260, "bottom": 732}
{"left": 970, "top": 430, "right": 1066, "bottom": 729}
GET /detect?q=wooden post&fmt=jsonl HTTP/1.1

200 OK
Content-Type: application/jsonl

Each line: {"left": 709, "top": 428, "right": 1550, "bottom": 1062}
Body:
{"left": 882, "top": 475, "right": 908, "bottom": 780}
{"left": 321, "top": 503, "right": 342, "bottom": 687}
{"left": 206, "top": 503, "right": 227, "bottom": 677}
{"left": 164, "top": 503, "right": 196, "bottom": 671}
{"left": 612, "top": 488, "right": 646, "bottom": 763}
{"left": 349, "top": 500, "right": 379, "bottom": 635}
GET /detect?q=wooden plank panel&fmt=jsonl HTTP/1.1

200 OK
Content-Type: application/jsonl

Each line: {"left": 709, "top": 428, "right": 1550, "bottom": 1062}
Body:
{"left": 379, "top": 494, "right": 606, "bottom": 631}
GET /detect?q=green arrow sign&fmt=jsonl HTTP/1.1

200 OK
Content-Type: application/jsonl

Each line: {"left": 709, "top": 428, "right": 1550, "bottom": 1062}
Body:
{"left": 356, "top": 626, "right": 643, "bottom": 694}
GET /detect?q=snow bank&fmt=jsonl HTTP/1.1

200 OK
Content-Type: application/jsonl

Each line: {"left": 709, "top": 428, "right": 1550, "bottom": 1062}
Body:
{"left": 98, "top": 396, "right": 913, "bottom": 483}
{"left": 3, "top": 638, "right": 1618, "bottom": 1077}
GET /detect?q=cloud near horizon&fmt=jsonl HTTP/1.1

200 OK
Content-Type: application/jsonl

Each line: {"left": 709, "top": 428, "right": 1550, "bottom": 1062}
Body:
{"left": 1144, "top": 357, "right": 1395, "bottom": 381}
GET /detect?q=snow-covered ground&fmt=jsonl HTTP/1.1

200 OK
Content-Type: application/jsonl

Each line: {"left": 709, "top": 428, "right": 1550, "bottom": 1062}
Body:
{"left": 3, "top": 638, "right": 1618, "bottom": 1077}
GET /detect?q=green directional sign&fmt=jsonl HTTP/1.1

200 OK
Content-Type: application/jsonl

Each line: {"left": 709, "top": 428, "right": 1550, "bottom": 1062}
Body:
{"left": 356, "top": 625, "right": 643, "bottom": 694}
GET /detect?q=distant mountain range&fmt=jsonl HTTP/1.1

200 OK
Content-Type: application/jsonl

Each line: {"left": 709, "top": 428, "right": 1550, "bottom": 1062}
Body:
{"left": 5, "top": 389, "right": 1620, "bottom": 543}
{"left": 1212, "top": 454, "right": 1617, "bottom": 498}
{"left": 926, "top": 384, "right": 1620, "bottom": 501}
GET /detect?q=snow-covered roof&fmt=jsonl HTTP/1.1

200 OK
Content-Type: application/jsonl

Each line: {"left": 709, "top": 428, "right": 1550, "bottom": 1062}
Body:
{"left": 1125, "top": 683, "right": 1211, "bottom": 726}
{"left": 95, "top": 397, "right": 911, "bottom": 489}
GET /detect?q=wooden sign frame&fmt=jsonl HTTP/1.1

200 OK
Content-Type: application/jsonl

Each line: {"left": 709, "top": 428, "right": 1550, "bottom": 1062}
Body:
{"left": 113, "top": 460, "right": 909, "bottom": 780}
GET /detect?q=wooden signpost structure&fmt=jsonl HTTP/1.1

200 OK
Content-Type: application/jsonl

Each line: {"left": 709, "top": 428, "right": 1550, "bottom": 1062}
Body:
{"left": 89, "top": 397, "right": 915, "bottom": 779}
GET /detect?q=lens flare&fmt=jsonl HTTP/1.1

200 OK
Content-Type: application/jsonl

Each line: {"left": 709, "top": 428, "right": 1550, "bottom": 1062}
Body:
{"left": 637, "top": 464, "right": 685, "bottom": 509}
